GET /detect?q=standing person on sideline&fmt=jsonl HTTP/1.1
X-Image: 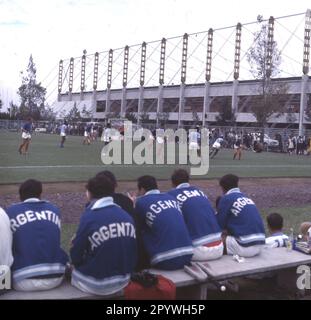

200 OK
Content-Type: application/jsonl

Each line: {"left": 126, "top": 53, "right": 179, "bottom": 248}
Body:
{"left": 133, "top": 175, "right": 193, "bottom": 270}
{"left": 70, "top": 175, "right": 137, "bottom": 296}
{"left": 59, "top": 121, "right": 68, "bottom": 148}
{"left": 156, "top": 127, "right": 165, "bottom": 158}
{"left": 18, "top": 117, "right": 33, "bottom": 155}
{"left": 287, "top": 136, "right": 295, "bottom": 155}
{"left": 6, "top": 179, "right": 68, "bottom": 291}
{"left": 233, "top": 136, "right": 243, "bottom": 160}
{"left": 168, "top": 169, "right": 223, "bottom": 261}
{"left": 307, "top": 137, "right": 311, "bottom": 155}
{"left": 0, "top": 207, "right": 13, "bottom": 268}
{"left": 83, "top": 123, "right": 91, "bottom": 145}
{"left": 102, "top": 123, "right": 112, "bottom": 146}
{"left": 297, "top": 136, "right": 304, "bottom": 155}
{"left": 265, "top": 213, "right": 289, "bottom": 248}
{"left": 217, "top": 174, "right": 265, "bottom": 257}
{"left": 188, "top": 127, "right": 201, "bottom": 157}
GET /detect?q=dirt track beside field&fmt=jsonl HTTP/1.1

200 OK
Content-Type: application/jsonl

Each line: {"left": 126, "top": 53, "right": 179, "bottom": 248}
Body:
{"left": 0, "top": 177, "right": 310, "bottom": 223}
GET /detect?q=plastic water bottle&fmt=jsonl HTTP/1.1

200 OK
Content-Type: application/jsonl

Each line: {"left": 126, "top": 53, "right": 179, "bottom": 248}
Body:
{"left": 286, "top": 228, "right": 294, "bottom": 251}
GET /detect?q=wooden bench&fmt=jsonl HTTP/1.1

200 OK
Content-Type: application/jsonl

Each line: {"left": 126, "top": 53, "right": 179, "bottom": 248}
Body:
{"left": 0, "top": 282, "right": 123, "bottom": 300}
{"left": 152, "top": 247, "right": 311, "bottom": 299}
{"left": 1, "top": 247, "right": 311, "bottom": 300}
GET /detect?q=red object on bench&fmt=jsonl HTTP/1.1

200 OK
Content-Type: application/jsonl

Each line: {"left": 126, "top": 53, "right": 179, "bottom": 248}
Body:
{"left": 124, "top": 274, "right": 176, "bottom": 300}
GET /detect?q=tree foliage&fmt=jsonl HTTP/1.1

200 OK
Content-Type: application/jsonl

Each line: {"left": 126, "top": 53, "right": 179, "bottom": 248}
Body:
{"left": 158, "top": 111, "right": 169, "bottom": 127}
{"left": 305, "top": 94, "right": 311, "bottom": 122}
{"left": 17, "top": 55, "right": 47, "bottom": 120}
{"left": 125, "top": 111, "right": 138, "bottom": 123}
{"left": 140, "top": 111, "right": 150, "bottom": 125}
{"left": 247, "top": 20, "right": 288, "bottom": 128}
{"left": 81, "top": 105, "right": 92, "bottom": 119}
{"left": 41, "top": 105, "right": 56, "bottom": 121}
{"left": 65, "top": 103, "right": 81, "bottom": 121}
{"left": 215, "top": 97, "right": 236, "bottom": 126}
{"left": 0, "top": 97, "right": 9, "bottom": 119}
{"left": 8, "top": 101, "right": 19, "bottom": 119}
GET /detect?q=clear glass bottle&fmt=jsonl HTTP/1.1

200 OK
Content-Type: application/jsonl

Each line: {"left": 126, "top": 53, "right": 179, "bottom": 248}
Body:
{"left": 286, "top": 228, "right": 294, "bottom": 251}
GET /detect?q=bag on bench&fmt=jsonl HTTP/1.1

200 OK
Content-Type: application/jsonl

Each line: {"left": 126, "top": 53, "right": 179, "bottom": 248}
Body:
{"left": 124, "top": 271, "right": 176, "bottom": 300}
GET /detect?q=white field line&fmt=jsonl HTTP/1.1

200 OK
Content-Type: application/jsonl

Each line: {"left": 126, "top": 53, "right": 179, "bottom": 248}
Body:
{"left": 0, "top": 164, "right": 311, "bottom": 169}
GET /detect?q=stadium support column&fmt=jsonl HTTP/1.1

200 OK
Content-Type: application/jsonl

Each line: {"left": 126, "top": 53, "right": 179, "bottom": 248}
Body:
{"left": 299, "top": 75, "right": 309, "bottom": 136}
{"left": 232, "top": 23, "right": 242, "bottom": 118}
{"left": 137, "top": 86, "right": 144, "bottom": 126}
{"left": 68, "top": 57, "right": 74, "bottom": 101}
{"left": 138, "top": 42, "right": 147, "bottom": 126}
{"left": 232, "top": 80, "right": 239, "bottom": 115}
{"left": 178, "top": 33, "right": 188, "bottom": 128}
{"left": 157, "top": 85, "right": 164, "bottom": 128}
{"left": 178, "top": 84, "right": 186, "bottom": 128}
{"left": 203, "top": 29, "right": 213, "bottom": 127}
{"left": 157, "top": 38, "right": 166, "bottom": 128}
{"left": 299, "top": 9, "right": 311, "bottom": 136}
{"left": 121, "top": 45, "right": 129, "bottom": 118}
{"left": 80, "top": 50, "right": 86, "bottom": 101}
{"left": 266, "top": 17, "right": 275, "bottom": 79}
{"left": 92, "top": 52, "right": 99, "bottom": 115}
{"left": 121, "top": 88, "right": 126, "bottom": 118}
{"left": 203, "top": 83, "right": 210, "bottom": 127}
{"left": 58, "top": 60, "right": 63, "bottom": 102}
{"left": 106, "top": 49, "right": 113, "bottom": 118}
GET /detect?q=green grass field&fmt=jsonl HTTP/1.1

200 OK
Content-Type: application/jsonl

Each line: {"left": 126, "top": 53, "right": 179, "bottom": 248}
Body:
{"left": 1, "top": 131, "right": 311, "bottom": 183}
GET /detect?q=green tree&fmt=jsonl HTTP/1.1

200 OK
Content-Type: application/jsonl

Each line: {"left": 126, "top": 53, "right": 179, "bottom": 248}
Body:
{"left": 157, "top": 111, "right": 169, "bottom": 127}
{"left": 0, "top": 98, "right": 10, "bottom": 119}
{"left": 106, "top": 111, "right": 121, "bottom": 123}
{"left": 215, "top": 97, "right": 236, "bottom": 126}
{"left": 81, "top": 105, "right": 92, "bottom": 119}
{"left": 247, "top": 18, "right": 288, "bottom": 139}
{"left": 41, "top": 104, "right": 56, "bottom": 121}
{"left": 140, "top": 111, "right": 150, "bottom": 126}
{"left": 17, "top": 55, "right": 47, "bottom": 120}
{"left": 8, "top": 101, "right": 19, "bottom": 119}
{"left": 305, "top": 94, "right": 311, "bottom": 122}
{"left": 125, "top": 111, "right": 138, "bottom": 123}
{"left": 65, "top": 102, "right": 81, "bottom": 121}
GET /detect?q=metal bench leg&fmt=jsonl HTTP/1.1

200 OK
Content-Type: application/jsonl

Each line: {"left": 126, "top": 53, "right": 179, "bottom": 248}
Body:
{"left": 199, "top": 284, "right": 208, "bottom": 300}
{"left": 277, "top": 267, "right": 305, "bottom": 298}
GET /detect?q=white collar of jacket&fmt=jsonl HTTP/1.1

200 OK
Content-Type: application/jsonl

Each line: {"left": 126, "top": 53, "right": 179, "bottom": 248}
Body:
{"left": 226, "top": 188, "right": 241, "bottom": 195}
{"left": 176, "top": 183, "right": 190, "bottom": 189}
{"left": 145, "top": 189, "right": 161, "bottom": 196}
{"left": 91, "top": 197, "right": 115, "bottom": 210}
{"left": 24, "top": 198, "right": 41, "bottom": 203}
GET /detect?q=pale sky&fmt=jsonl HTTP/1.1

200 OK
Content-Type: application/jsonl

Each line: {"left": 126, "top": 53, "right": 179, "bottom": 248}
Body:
{"left": 0, "top": 0, "right": 310, "bottom": 109}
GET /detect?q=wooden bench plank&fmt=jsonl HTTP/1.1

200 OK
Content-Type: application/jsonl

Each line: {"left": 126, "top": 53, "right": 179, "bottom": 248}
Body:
{"left": 148, "top": 269, "right": 197, "bottom": 287}
{"left": 200, "top": 247, "right": 311, "bottom": 280}
{"left": 0, "top": 281, "right": 122, "bottom": 300}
